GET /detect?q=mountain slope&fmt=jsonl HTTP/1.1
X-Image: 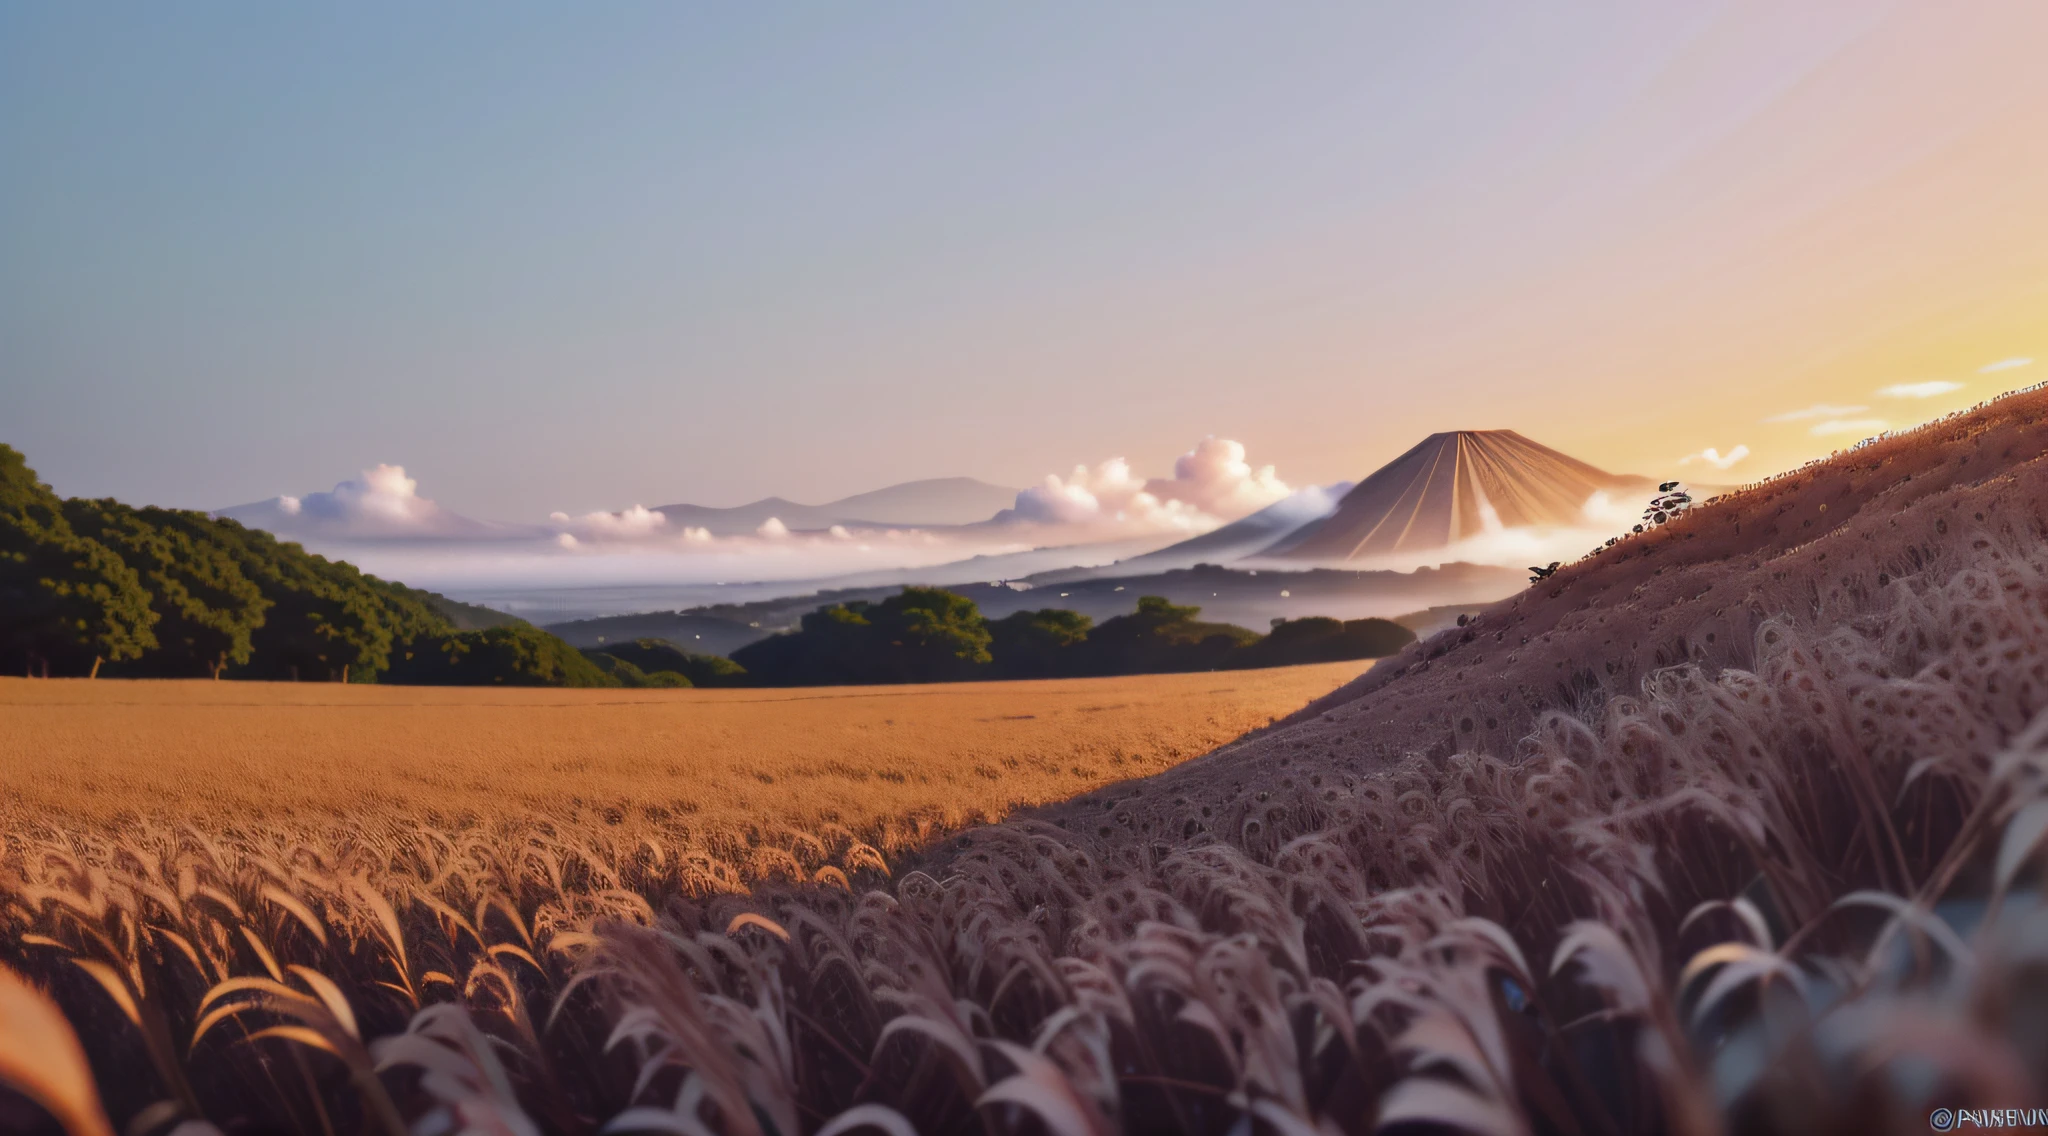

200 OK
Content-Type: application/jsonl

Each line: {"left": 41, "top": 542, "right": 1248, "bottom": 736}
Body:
{"left": 654, "top": 477, "right": 1019, "bottom": 534}
{"left": 1113, "top": 482, "right": 1354, "bottom": 570}
{"left": 1264, "top": 430, "right": 1651, "bottom": 560}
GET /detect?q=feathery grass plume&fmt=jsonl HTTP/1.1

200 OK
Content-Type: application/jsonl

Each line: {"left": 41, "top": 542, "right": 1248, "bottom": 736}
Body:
{"left": 0, "top": 961, "right": 116, "bottom": 1136}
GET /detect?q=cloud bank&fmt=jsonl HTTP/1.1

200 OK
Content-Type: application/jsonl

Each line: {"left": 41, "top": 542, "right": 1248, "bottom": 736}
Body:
{"left": 1008, "top": 437, "right": 1291, "bottom": 535}
{"left": 551, "top": 504, "right": 669, "bottom": 539}
{"left": 218, "top": 464, "right": 487, "bottom": 539}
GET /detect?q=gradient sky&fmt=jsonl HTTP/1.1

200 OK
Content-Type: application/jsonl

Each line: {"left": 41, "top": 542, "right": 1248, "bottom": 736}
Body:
{"left": 4, "top": 2, "right": 2045, "bottom": 520}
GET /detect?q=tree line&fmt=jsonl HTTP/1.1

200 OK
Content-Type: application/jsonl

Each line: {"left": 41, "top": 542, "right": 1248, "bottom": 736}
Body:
{"left": 3, "top": 444, "right": 1413, "bottom": 687}
{"left": 718, "top": 587, "right": 1415, "bottom": 686}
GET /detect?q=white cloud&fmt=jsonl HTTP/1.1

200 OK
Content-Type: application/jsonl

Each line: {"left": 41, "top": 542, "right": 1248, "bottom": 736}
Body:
{"left": 756, "top": 516, "right": 790, "bottom": 539}
{"left": 1008, "top": 437, "right": 1291, "bottom": 535}
{"left": 1981, "top": 357, "right": 2033, "bottom": 373}
{"left": 1154, "top": 437, "right": 1291, "bottom": 516}
{"left": 224, "top": 464, "right": 461, "bottom": 536}
{"left": 555, "top": 533, "right": 579, "bottom": 549}
{"left": 1876, "top": 381, "right": 1964, "bottom": 399}
{"left": 552, "top": 503, "right": 668, "bottom": 539}
{"left": 289, "top": 465, "right": 424, "bottom": 524}
{"left": 1764, "top": 403, "right": 1868, "bottom": 423}
{"left": 339, "top": 465, "right": 433, "bottom": 522}
{"left": 1579, "top": 489, "right": 1639, "bottom": 528}
{"left": 1678, "top": 444, "right": 1749, "bottom": 470}
{"left": 1810, "top": 417, "right": 1888, "bottom": 437}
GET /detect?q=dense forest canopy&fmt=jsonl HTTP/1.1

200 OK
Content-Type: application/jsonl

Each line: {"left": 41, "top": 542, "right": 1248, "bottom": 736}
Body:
{"left": 2, "top": 444, "right": 493, "bottom": 681}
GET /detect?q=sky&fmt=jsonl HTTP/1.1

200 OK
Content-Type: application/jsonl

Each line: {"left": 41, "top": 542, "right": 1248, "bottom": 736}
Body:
{"left": 4, "top": 2, "right": 2045, "bottom": 522}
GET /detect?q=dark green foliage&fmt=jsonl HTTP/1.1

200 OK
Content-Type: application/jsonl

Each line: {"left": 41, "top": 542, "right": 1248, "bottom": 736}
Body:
{"left": 62, "top": 500, "right": 270, "bottom": 678}
{"left": 1228, "top": 616, "right": 1415, "bottom": 668}
{"left": 581, "top": 651, "right": 660, "bottom": 687}
{"left": 988, "top": 608, "right": 1094, "bottom": 679}
{"left": 1, "top": 442, "right": 462, "bottom": 681}
{"left": 886, "top": 586, "right": 994, "bottom": 665}
{"left": 155, "top": 513, "right": 448, "bottom": 683}
{"left": 580, "top": 646, "right": 698, "bottom": 688}
{"left": 734, "top": 587, "right": 994, "bottom": 685}
{"left": 591, "top": 638, "right": 744, "bottom": 687}
{"left": 388, "top": 624, "right": 619, "bottom": 688}
{"left": 737, "top": 588, "right": 1375, "bottom": 685}
{"left": 1076, "top": 595, "right": 1259, "bottom": 675}
{"left": 0, "top": 446, "right": 159, "bottom": 676}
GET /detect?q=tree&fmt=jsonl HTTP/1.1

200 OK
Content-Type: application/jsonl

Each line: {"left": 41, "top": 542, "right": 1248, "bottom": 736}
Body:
{"left": 171, "top": 516, "right": 448, "bottom": 682}
{"left": 733, "top": 587, "right": 992, "bottom": 685}
{"left": 0, "top": 446, "right": 157, "bottom": 676}
{"left": 876, "top": 587, "right": 992, "bottom": 667}
{"left": 387, "top": 624, "right": 619, "bottom": 687}
{"left": 592, "top": 638, "right": 745, "bottom": 687}
{"left": 988, "top": 608, "right": 1093, "bottom": 678}
{"left": 61, "top": 500, "right": 269, "bottom": 678}
{"left": 1079, "top": 596, "right": 1257, "bottom": 675}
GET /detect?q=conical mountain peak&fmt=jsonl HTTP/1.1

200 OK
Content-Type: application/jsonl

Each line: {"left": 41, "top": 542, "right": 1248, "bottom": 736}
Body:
{"left": 1262, "top": 431, "right": 1650, "bottom": 561}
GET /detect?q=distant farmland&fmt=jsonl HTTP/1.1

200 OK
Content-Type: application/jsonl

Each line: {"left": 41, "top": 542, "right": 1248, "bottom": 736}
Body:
{"left": 0, "top": 660, "right": 1369, "bottom": 860}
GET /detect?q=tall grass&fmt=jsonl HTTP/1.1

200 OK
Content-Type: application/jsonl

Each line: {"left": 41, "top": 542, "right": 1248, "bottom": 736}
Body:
{"left": 6, "top": 449, "right": 2048, "bottom": 1132}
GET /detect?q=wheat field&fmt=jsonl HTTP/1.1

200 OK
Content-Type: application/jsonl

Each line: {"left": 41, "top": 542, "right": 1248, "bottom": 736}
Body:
{"left": 0, "top": 661, "right": 1370, "bottom": 853}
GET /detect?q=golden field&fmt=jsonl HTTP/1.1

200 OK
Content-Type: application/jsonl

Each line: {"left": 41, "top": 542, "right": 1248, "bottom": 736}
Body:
{"left": 0, "top": 661, "right": 1369, "bottom": 852}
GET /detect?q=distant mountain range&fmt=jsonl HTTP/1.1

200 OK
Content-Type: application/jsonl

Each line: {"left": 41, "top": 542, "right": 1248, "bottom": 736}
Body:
{"left": 217, "top": 475, "right": 1024, "bottom": 542}
{"left": 653, "top": 477, "right": 1022, "bottom": 534}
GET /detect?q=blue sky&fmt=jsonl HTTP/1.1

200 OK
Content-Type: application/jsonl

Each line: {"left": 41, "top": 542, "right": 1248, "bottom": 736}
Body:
{"left": 4, "top": 3, "right": 2044, "bottom": 519}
